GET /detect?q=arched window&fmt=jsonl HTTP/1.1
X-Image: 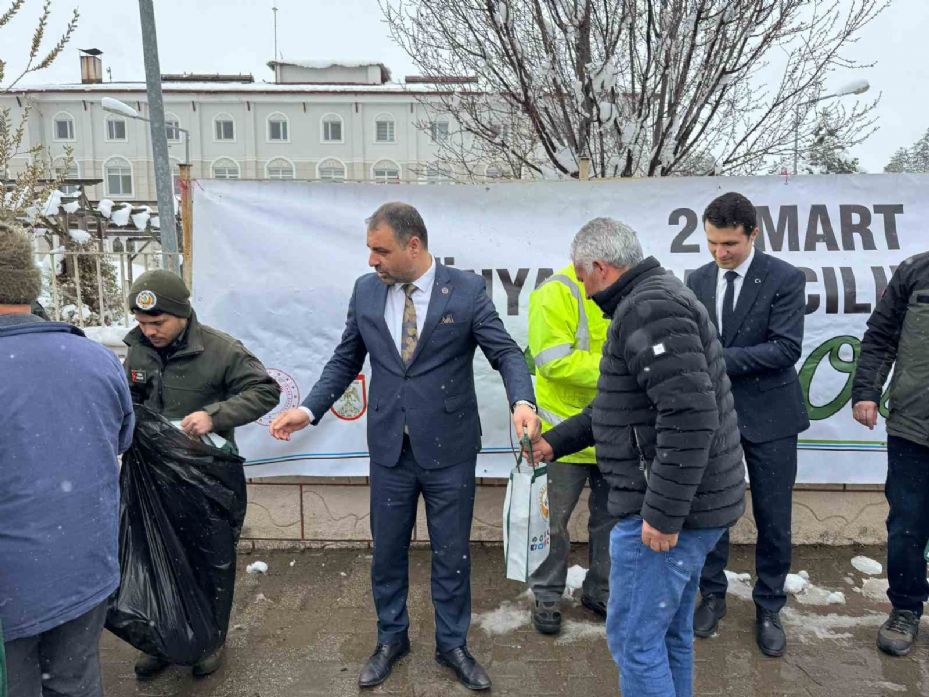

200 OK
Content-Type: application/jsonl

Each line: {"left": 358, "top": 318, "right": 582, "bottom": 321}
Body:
{"left": 266, "top": 158, "right": 294, "bottom": 180}
{"left": 104, "top": 157, "right": 133, "bottom": 196}
{"left": 372, "top": 160, "right": 400, "bottom": 184}
{"left": 374, "top": 114, "right": 395, "bottom": 143}
{"left": 267, "top": 112, "right": 290, "bottom": 142}
{"left": 318, "top": 158, "right": 346, "bottom": 182}
{"left": 165, "top": 113, "right": 181, "bottom": 142}
{"left": 214, "top": 113, "right": 236, "bottom": 141}
{"left": 52, "top": 112, "right": 75, "bottom": 141}
{"left": 321, "top": 113, "right": 344, "bottom": 143}
{"left": 211, "top": 158, "right": 240, "bottom": 180}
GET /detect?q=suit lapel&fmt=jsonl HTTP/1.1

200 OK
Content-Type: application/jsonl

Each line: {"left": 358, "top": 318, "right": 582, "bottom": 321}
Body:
{"left": 700, "top": 265, "right": 720, "bottom": 333}
{"left": 723, "top": 252, "right": 769, "bottom": 346}
{"left": 373, "top": 280, "right": 404, "bottom": 368}
{"left": 408, "top": 262, "right": 453, "bottom": 368}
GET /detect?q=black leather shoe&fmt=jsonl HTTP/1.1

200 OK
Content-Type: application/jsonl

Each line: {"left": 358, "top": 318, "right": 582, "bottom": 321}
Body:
{"left": 756, "top": 609, "right": 787, "bottom": 657}
{"left": 532, "top": 599, "right": 562, "bottom": 635}
{"left": 134, "top": 652, "right": 170, "bottom": 680}
{"left": 580, "top": 595, "right": 607, "bottom": 620}
{"left": 435, "top": 646, "right": 492, "bottom": 691}
{"left": 693, "top": 595, "right": 727, "bottom": 638}
{"left": 358, "top": 638, "right": 410, "bottom": 688}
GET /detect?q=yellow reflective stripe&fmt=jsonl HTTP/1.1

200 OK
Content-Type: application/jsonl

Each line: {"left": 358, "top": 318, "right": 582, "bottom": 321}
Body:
{"left": 534, "top": 342, "right": 574, "bottom": 367}
{"left": 541, "top": 274, "right": 590, "bottom": 350}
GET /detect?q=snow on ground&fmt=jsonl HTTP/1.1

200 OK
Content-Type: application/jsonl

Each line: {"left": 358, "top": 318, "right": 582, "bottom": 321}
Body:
{"left": 851, "top": 556, "right": 883, "bottom": 575}
{"left": 555, "top": 620, "right": 606, "bottom": 645}
{"left": 724, "top": 570, "right": 754, "bottom": 600}
{"left": 246, "top": 561, "right": 269, "bottom": 574}
{"left": 781, "top": 608, "right": 886, "bottom": 642}
{"left": 854, "top": 577, "right": 890, "bottom": 602}
{"left": 474, "top": 601, "right": 529, "bottom": 636}
{"left": 82, "top": 325, "right": 132, "bottom": 345}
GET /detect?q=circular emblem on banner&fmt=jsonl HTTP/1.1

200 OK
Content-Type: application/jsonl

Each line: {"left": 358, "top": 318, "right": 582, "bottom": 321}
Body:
{"left": 538, "top": 483, "right": 550, "bottom": 521}
{"left": 257, "top": 368, "right": 301, "bottom": 426}
{"left": 135, "top": 290, "right": 157, "bottom": 310}
{"left": 330, "top": 374, "right": 367, "bottom": 421}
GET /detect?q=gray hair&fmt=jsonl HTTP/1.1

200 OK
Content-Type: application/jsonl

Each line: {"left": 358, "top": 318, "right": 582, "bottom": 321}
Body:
{"left": 570, "top": 217, "right": 644, "bottom": 272}
{"left": 366, "top": 201, "right": 428, "bottom": 248}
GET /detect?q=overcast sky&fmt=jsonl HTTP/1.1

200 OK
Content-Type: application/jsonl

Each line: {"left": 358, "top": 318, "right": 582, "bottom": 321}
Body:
{"left": 4, "top": 0, "right": 927, "bottom": 172}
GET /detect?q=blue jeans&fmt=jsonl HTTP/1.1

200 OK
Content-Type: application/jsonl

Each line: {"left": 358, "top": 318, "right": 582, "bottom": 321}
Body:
{"left": 607, "top": 517, "right": 725, "bottom": 697}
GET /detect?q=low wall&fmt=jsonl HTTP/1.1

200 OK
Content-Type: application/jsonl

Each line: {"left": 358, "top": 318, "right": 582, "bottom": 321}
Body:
{"left": 240, "top": 478, "right": 889, "bottom": 549}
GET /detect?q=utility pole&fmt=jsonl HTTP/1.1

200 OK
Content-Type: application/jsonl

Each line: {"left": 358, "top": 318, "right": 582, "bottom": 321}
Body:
{"left": 138, "top": 0, "right": 180, "bottom": 273}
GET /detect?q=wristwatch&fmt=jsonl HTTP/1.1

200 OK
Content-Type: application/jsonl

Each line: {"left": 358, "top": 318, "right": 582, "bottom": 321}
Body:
{"left": 511, "top": 400, "right": 537, "bottom": 413}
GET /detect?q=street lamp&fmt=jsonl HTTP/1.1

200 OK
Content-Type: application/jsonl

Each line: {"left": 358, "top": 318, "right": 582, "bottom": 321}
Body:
{"left": 102, "top": 97, "right": 190, "bottom": 165}
{"left": 793, "top": 79, "right": 870, "bottom": 174}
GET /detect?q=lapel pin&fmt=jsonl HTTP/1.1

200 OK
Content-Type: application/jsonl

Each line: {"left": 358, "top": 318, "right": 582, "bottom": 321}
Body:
{"left": 441, "top": 287, "right": 449, "bottom": 294}
{"left": 754, "top": 278, "right": 761, "bottom": 284}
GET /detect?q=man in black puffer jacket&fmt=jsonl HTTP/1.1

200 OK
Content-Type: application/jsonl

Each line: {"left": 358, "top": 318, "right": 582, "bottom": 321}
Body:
{"left": 529, "top": 217, "right": 745, "bottom": 697}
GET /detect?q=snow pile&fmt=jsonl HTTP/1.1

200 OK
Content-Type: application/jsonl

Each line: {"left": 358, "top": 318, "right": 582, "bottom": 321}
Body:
{"left": 851, "top": 556, "right": 883, "bottom": 576}
{"left": 111, "top": 204, "right": 131, "bottom": 227}
{"left": 784, "top": 572, "right": 809, "bottom": 594}
{"left": 277, "top": 59, "right": 384, "bottom": 70}
{"left": 246, "top": 561, "right": 269, "bottom": 575}
{"left": 42, "top": 190, "right": 63, "bottom": 216}
{"left": 473, "top": 601, "right": 529, "bottom": 635}
{"left": 563, "top": 565, "right": 588, "bottom": 598}
{"left": 96, "top": 199, "right": 115, "bottom": 218}
{"left": 782, "top": 570, "right": 846, "bottom": 606}
{"left": 131, "top": 207, "right": 151, "bottom": 231}
{"left": 855, "top": 577, "right": 890, "bottom": 602}
{"left": 68, "top": 228, "right": 91, "bottom": 245}
{"left": 62, "top": 200, "right": 80, "bottom": 214}
{"left": 82, "top": 325, "right": 131, "bottom": 346}
{"left": 782, "top": 608, "right": 886, "bottom": 642}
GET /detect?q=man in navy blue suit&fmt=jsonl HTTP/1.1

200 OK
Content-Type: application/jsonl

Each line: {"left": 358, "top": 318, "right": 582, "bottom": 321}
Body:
{"left": 270, "top": 202, "right": 538, "bottom": 691}
{"left": 686, "top": 192, "right": 809, "bottom": 658}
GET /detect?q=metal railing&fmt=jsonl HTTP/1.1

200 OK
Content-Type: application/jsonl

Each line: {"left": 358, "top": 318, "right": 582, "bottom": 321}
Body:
{"left": 33, "top": 246, "right": 183, "bottom": 329}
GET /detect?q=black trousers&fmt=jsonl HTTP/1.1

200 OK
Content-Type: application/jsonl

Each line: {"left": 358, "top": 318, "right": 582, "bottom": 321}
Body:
{"left": 699, "top": 435, "right": 798, "bottom": 613}
{"left": 885, "top": 435, "right": 929, "bottom": 615}
{"left": 369, "top": 435, "right": 475, "bottom": 652}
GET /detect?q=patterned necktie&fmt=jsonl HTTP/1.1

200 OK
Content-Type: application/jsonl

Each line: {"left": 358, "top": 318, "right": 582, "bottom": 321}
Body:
{"left": 400, "top": 283, "right": 418, "bottom": 365}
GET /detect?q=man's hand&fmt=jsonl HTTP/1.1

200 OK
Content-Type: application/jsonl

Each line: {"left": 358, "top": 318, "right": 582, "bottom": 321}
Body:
{"left": 269, "top": 408, "right": 311, "bottom": 441}
{"left": 180, "top": 411, "right": 213, "bottom": 437}
{"left": 523, "top": 436, "right": 553, "bottom": 466}
{"left": 852, "top": 400, "right": 879, "bottom": 430}
{"left": 641, "top": 520, "right": 679, "bottom": 553}
{"left": 512, "top": 404, "right": 541, "bottom": 441}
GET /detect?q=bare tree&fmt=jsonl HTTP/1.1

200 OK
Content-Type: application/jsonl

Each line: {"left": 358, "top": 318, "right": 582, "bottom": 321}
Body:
{"left": 381, "top": 0, "right": 885, "bottom": 179}
{"left": 1, "top": 0, "right": 79, "bottom": 217}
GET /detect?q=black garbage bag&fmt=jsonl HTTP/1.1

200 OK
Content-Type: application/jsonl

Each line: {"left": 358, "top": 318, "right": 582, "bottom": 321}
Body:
{"left": 106, "top": 405, "right": 247, "bottom": 665}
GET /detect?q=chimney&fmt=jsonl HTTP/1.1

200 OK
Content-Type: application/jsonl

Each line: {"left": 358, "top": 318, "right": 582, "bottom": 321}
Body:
{"left": 79, "top": 48, "right": 103, "bottom": 84}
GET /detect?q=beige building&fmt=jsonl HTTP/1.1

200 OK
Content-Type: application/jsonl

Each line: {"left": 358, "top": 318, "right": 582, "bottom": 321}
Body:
{"left": 2, "top": 54, "right": 488, "bottom": 203}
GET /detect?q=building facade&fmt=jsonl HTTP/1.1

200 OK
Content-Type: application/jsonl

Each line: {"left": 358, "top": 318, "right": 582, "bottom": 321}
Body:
{"left": 2, "top": 56, "right": 496, "bottom": 203}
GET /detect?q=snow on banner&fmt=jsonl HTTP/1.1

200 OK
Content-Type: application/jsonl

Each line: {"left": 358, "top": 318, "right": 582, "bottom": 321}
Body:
{"left": 192, "top": 174, "right": 928, "bottom": 481}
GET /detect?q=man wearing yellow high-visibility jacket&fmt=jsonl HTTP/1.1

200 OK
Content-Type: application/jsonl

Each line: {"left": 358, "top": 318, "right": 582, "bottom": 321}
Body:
{"left": 528, "top": 263, "right": 617, "bottom": 635}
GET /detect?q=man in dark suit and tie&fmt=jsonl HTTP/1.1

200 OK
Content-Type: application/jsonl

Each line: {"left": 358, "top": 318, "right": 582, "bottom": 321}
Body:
{"left": 686, "top": 192, "right": 809, "bottom": 657}
{"left": 270, "top": 202, "right": 539, "bottom": 691}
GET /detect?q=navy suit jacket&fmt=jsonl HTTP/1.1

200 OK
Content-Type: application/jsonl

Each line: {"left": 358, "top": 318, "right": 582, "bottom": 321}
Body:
{"left": 303, "top": 261, "right": 535, "bottom": 469}
{"left": 686, "top": 251, "right": 810, "bottom": 444}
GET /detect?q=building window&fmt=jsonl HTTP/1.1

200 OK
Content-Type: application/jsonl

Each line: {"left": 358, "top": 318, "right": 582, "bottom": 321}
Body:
{"left": 104, "top": 157, "right": 133, "bottom": 196}
{"left": 53, "top": 114, "right": 75, "bottom": 141}
{"left": 54, "top": 159, "right": 81, "bottom": 195}
{"left": 430, "top": 121, "right": 450, "bottom": 143}
{"left": 372, "top": 160, "right": 400, "bottom": 183}
{"left": 267, "top": 158, "right": 294, "bottom": 180}
{"left": 375, "top": 116, "right": 395, "bottom": 143}
{"left": 165, "top": 115, "right": 181, "bottom": 142}
{"left": 212, "top": 158, "right": 240, "bottom": 179}
{"left": 268, "top": 113, "right": 289, "bottom": 142}
{"left": 106, "top": 117, "right": 127, "bottom": 141}
{"left": 423, "top": 165, "right": 449, "bottom": 183}
{"left": 318, "top": 158, "right": 346, "bottom": 182}
{"left": 214, "top": 115, "right": 235, "bottom": 141}
{"left": 322, "top": 115, "right": 343, "bottom": 143}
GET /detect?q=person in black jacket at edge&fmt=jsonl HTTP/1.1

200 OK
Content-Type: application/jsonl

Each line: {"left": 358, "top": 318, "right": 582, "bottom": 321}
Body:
{"left": 851, "top": 250, "right": 929, "bottom": 657}
{"left": 528, "top": 217, "right": 745, "bottom": 697}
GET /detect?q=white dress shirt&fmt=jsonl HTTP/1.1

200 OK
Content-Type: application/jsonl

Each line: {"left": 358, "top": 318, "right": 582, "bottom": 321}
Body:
{"left": 384, "top": 256, "right": 436, "bottom": 354}
{"left": 299, "top": 257, "right": 436, "bottom": 423}
{"left": 715, "top": 246, "right": 755, "bottom": 335}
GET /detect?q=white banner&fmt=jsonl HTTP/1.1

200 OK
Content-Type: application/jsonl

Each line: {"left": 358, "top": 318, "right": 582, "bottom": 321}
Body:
{"left": 192, "top": 174, "right": 928, "bottom": 482}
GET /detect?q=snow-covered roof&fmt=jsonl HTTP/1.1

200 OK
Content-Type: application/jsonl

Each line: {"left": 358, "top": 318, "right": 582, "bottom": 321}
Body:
{"left": 268, "top": 59, "right": 385, "bottom": 70}
{"left": 5, "top": 80, "right": 468, "bottom": 96}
